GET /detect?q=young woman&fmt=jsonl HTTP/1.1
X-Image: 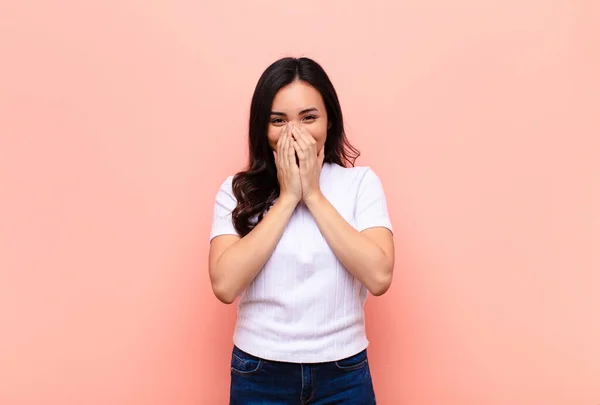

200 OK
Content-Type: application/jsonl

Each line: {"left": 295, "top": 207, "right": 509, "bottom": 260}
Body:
{"left": 209, "top": 57, "right": 394, "bottom": 404}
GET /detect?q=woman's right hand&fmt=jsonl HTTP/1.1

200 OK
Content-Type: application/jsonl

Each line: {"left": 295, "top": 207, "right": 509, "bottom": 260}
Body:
{"left": 273, "top": 123, "right": 302, "bottom": 205}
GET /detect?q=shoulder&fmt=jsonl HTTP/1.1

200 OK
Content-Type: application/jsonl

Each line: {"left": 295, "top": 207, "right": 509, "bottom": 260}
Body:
{"left": 220, "top": 175, "right": 235, "bottom": 187}
{"left": 215, "top": 175, "right": 236, "bottom": 199}
{"left": 326, "top": 163, "right": 381, "bottom": 186}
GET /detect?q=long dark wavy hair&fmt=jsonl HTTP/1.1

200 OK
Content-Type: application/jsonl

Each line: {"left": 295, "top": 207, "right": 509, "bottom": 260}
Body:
{"left": 231, "top": 57, "right": 360, "bottom": 236}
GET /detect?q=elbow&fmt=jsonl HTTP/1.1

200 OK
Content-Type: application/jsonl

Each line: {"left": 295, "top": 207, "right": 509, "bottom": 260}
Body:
{"left": 211, "top": 280, "right": 237, "bottom": 305}
{"left": 213, "top": 286, "right": 236, "bottom": 305}
{"left": 369, "top": 278, "right": 391, "bottom": 296}
{"left": 368, "top": 265, "right": 393, "bottom": 297}
{"left": 209, "top": 260, "right": 237, "bottom": 304}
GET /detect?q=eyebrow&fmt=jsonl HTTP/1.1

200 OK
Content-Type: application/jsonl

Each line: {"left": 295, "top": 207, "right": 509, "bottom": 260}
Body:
{"left": 270, "top": 107, "right": 319, "bottom": 116}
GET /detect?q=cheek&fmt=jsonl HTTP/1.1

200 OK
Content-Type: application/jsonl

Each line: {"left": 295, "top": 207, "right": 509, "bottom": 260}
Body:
{"left": 309, "top": 122, "right": 328, "bottom": 149}
{"left": 267, "top": 126, "right": 280, "bottom": 150}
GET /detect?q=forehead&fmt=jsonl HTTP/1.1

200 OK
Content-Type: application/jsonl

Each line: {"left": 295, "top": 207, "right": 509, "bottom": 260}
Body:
{"left": 271, "top": 81, "right": 325, "bottom": 112}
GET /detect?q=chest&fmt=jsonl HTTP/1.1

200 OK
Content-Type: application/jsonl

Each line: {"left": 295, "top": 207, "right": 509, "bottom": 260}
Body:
{"left": 270, "top": 188, "right": 357, "bottom": 268}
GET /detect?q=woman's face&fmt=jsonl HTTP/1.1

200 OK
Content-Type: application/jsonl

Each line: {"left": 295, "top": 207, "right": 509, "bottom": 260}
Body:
{"left": 267, "top": 80, "right": 329, "bottom": 153}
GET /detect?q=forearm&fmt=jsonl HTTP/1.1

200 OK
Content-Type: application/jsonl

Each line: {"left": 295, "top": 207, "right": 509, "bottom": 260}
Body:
{"left": 213, "top": 197, "right": 297, "bottom": 302}
{"left": 305, "top": 193, "right": 392, "bottom": 295}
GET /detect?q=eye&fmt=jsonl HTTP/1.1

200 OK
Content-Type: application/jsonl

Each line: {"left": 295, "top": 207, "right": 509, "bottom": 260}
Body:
{"left": 270, "top": 118, "right": 286, "bottom": 125}
{"left": 303, "top": 115, "right": 317, "bottom": 122}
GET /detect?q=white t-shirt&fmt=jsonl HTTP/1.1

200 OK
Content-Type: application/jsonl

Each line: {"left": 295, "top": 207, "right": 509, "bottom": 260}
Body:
{"left": 209, "top": 162, "right": 393, "bottom": 363}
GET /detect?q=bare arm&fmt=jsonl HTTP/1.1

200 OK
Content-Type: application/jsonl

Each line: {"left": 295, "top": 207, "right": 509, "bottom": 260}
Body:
{"left": 209, "top": 196, "right": 297, "bottom": 304}
{"left": 209, "top": 123, "right": 301, "bottom": 304}
{"left": 290, "top": 125, "right": 394, "bottom": 296}
{"left": 305, "top": 194, "right": 395, "bottom": 296}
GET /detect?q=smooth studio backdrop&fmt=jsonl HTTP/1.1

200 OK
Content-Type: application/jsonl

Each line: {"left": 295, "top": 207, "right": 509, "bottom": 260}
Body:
{"left": 1, "top": 1, "right": 599, "bottom": 404}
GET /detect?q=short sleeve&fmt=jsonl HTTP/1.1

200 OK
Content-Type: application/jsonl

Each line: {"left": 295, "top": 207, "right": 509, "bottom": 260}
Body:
{"left": 209, "top": 176, "right": 240, "bottom": 241}
{"left": 354, "top": 168, "right": 393, "bottom": 233}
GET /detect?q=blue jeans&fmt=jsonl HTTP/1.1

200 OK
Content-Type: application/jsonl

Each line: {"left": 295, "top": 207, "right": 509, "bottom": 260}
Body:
{"left": 229, "top": 346, "right": 376, "bottom": 405}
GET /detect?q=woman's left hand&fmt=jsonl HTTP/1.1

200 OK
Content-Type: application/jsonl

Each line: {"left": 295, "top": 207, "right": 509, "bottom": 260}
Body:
{"left": 291, "top": 124, "right": 325, "bottom": 203}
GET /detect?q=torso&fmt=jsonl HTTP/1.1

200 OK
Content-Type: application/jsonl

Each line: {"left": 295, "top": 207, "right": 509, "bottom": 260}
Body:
{"left": 232, "top": 163, "right": 374, "bottom": 363}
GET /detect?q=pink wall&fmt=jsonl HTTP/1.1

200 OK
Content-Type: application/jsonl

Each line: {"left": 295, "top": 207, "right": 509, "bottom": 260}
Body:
{"left": 1, "top": 1, "right": 598, "bottom": 404}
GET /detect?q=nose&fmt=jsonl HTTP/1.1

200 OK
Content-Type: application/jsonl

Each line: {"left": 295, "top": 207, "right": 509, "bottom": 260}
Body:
{"left": 289, "top": 120, "right": 304, "bottom": 129}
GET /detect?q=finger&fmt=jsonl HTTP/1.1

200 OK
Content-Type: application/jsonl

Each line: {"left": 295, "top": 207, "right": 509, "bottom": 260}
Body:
{"left": 291, "top": 127, "right": 313, "bottom": 169}
{"left": 294, "top": 128, "right": 318, "bottom": 166}
{"left": 286, "top": 135, "right": 296, "bottom": 168}
{"left": 318, "top": 144, "right": 325, "bottom": 165}
{"left": 298, "top": 125, "right": 317, "bottom": 148}
{"left": 277, "top": 124, "right": 288, "bottom": 153}
{"left": 293, "top": 141, "right": 306, "bottom": 165}
{"left": 276, "top": 126, "right": 284, "bottom": 148}
{"left": 289, "top": 125, "right": 302, "bottom": 142}
{"left": 291, "top": 126, "right": 311, "bottom": 152}
{"left": 281, "top": 127, "right": 290, "bottom": 169}
{"left": 275, "top": 129, "right": 284, "bottom": 166}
